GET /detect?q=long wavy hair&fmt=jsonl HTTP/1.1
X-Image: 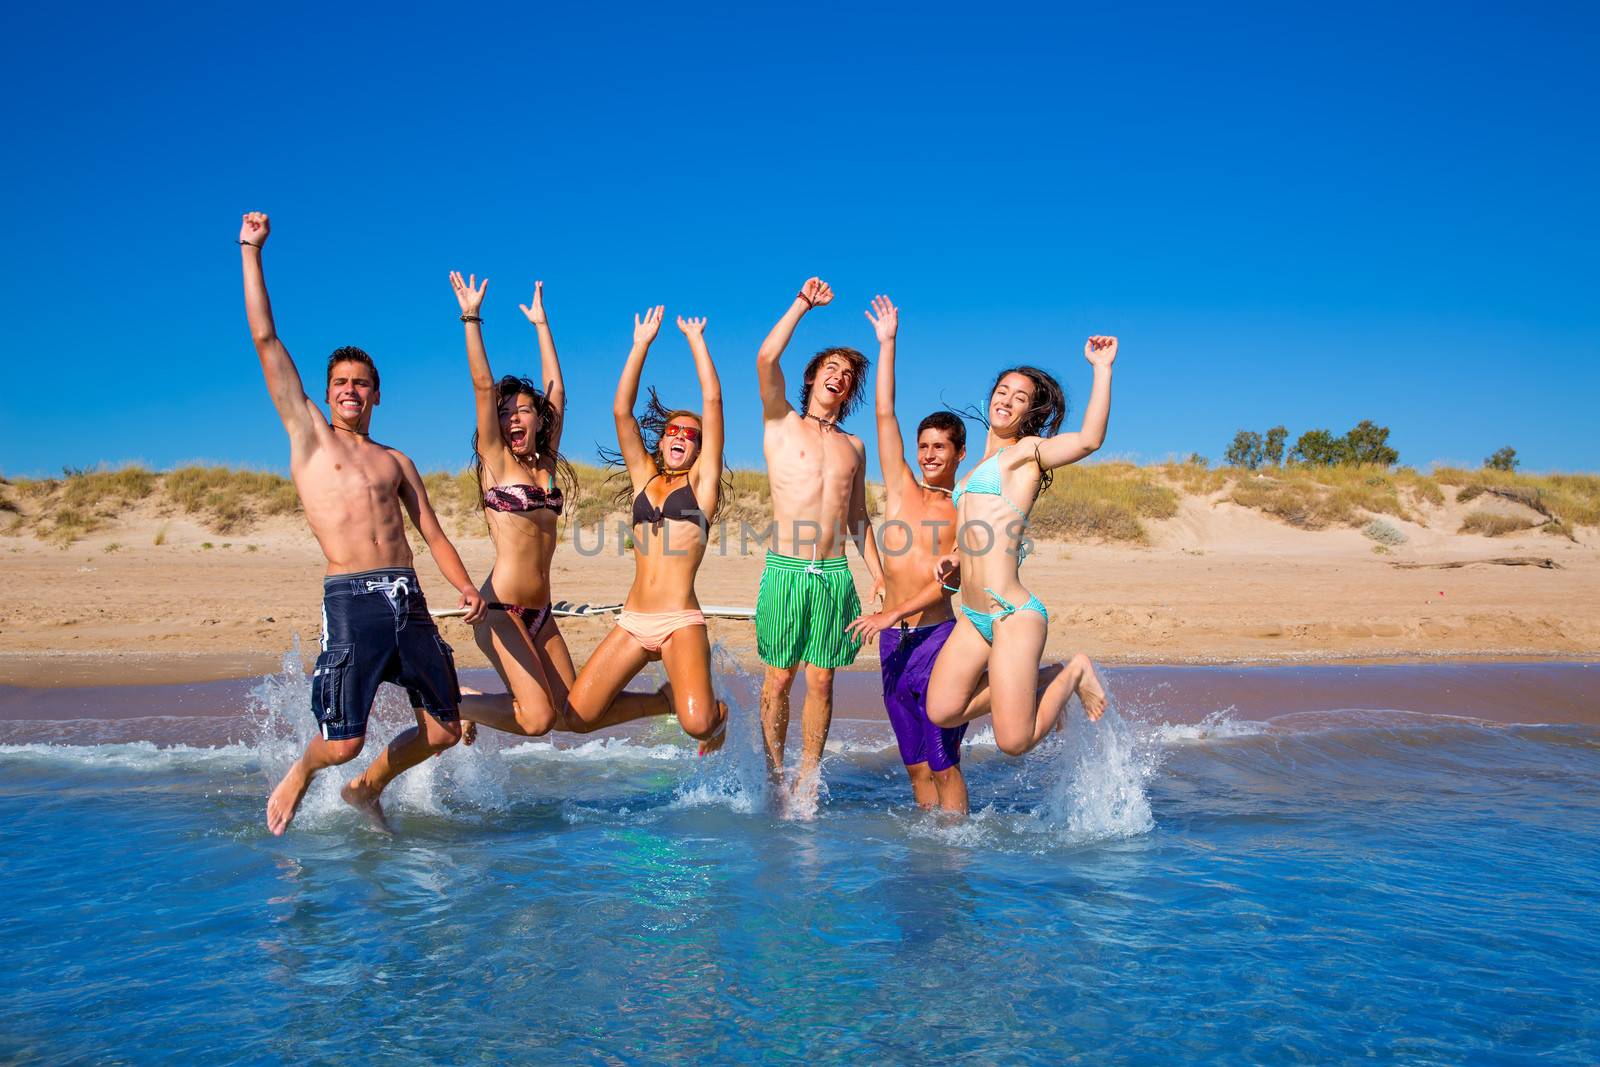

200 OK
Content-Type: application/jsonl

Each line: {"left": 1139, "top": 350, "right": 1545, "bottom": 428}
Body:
{"left": 962, "top": 365, "right": 1070, "bottom": 492}
{"left": 600, "top": 386, "right": 730, "bottom": 522}
{"left": 470, "top": 374, "right": 577, "bottom": 503}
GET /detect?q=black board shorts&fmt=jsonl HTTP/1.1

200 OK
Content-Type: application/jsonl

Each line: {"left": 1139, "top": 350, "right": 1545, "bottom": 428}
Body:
{"left": 310, "top": 568, "right": 461, "bottom": 741}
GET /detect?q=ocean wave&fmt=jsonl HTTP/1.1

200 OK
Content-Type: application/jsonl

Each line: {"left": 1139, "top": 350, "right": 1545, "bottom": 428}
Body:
{"left": 0, "top": 740, "right": 258, "bottom": 771}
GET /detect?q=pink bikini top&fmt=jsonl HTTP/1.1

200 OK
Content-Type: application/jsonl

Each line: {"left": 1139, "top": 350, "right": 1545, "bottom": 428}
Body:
{"left": 483, "top": 484, "right": 564, "bottom": 516}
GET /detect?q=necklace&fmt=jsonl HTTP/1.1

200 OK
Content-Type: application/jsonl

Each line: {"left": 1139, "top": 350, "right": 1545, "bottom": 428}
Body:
{"left": 805, "top": 411, "right": 838, "bottom": 432}
{"left": 333, "top": 424, "right": 369, "bottom": 439}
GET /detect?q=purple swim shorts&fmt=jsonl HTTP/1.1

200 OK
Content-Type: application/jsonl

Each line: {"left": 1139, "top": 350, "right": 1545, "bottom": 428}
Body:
{"left": 879, "top": 619, "right": 968, "bottom": 772}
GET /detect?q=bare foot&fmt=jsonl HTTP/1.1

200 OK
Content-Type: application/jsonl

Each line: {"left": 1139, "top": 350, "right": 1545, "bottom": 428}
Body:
{"left": 340, "top": 778, "right": 393, "bottom": 834}
{"left": 697, "top": 702, "right": 729, "bottom": 757}
{"left": 457, "top": 686, "right": 482, "bottom": 746}
{"left": 266, "top": 761, "right": 312, "bottom": 836}
{"left": 1074, "top": 655, "right": 1108, "bottom": 721}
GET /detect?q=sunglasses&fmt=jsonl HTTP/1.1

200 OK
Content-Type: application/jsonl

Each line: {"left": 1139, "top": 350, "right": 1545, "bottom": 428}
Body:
{"left": 663, "top": 424, "right": 701, "bottom": 443}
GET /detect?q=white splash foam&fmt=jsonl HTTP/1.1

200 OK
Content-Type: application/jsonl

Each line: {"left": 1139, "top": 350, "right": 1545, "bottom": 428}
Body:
{"left": 1149, "top": 709, "right": 1270, "bottom": 744}
{"left": 0, "top": 740, "right": 257, "bottom": 771}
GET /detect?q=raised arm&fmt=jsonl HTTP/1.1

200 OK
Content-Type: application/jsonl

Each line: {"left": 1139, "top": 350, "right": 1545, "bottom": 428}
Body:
{"left": 448, "top": 272, "right": 504, "bottom": 467}
{"left": 239, "top": 213, "right": 322, "bottom": 446}
{"left": 678, "top": 315, "right": 723, "bottom": 514}
{"left": 614, "top": 307, "right": 664, "bottom": 484}
{"left": 393, "top": 451, "right": 486, "bottom": 623}
{"left": 757, "top": 277, "right": 832, "bottom": 421}
{"left": 1034, "top": 336, "right": 1117, "bottom": 471}
{"left": 867, "top": 294, "right": 916, "bottom": 502}
{"left": 519, "top": 282, "right": 565, "bottom": 454}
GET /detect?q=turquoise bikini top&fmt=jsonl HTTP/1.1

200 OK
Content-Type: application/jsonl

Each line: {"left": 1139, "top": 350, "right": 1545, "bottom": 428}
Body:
{"left": 951, "top": 447, "right": 1034, "bottom": 565}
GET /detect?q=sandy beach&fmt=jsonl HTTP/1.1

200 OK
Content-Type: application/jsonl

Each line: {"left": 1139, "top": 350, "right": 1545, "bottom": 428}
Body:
{"left": 2, "top": 486, "right": 1594, "bottom": 687}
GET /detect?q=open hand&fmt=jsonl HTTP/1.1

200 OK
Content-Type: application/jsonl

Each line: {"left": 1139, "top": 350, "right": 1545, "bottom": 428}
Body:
{"left": 239, "top": 211, "right": 270, "bottom": 247}
{"left": 865, "top": 294, "right": 897, "bottom": 344}
{"left": 846, "top": 609, "right": 896, "bottom": 644}
{"left": 449, "top": 271, "right": 488, "bottom": 317}
{"left": 1085, "top": 335, "right": 1118, "bottom": 368}
{"left": 933, "top": 552, "right": 959, "bottom": 587}
{"left": 519, "top": 281, "right": 548, "bottom": 326}
{"left": 459, "top": 588, "right": 487, "bottom": 625}
{"left": 798, "top": 277, "right": 834, "bottom": 309}
{"left": 634, "top": 305, "right": 665, "bottom": 347}
{"left": 677, "top": 315, "right": 707, "bottom": 338}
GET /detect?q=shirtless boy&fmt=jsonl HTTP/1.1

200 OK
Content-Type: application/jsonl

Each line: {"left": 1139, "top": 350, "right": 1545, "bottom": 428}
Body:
{"left": 755, "top": 278, "right": 884, "bottom": 801}
{"left": 845, "top": 295, "right": 970, "bottom": 815}
{"left": 241, "top": 212, "right": 487, "bottom": 836}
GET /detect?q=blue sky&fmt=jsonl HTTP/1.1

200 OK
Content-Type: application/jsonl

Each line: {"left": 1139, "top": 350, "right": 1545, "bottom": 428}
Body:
{"left": 2, "top": 1, "right": 1596, "bottom": 478}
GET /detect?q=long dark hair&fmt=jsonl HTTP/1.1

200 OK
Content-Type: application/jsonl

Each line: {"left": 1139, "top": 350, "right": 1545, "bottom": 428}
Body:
{"left": 600, "top": 386, "right": 730, "bottom": 522}
{"left": 470, "top": 374, "right": 577, "bottom": 502}
{"left": 961, "top": 365, "right": 1070, "bottom": 492}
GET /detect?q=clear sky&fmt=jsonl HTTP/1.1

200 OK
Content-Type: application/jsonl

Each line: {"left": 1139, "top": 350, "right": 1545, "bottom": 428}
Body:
{"left": 2, "top": 1, "right": 1596, "bottom": 478}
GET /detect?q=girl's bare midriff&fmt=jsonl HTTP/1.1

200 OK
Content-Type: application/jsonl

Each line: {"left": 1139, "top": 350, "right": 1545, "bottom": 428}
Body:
{"left": 624, "top": 518, "right": 707, "bottom": 613}
{"left": 955, "top": 449, "right": 1041, "bottom": 613}
{"left": 479, "top": 505, "right": 560, "bottom": 609}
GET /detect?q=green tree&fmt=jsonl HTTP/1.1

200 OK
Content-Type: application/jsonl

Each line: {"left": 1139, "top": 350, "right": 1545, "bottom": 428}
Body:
{"left": 1343, "top": 420, "right": 1399, "bottom": 467}
{"left": 1224, "top": 430, "right": 1265, "bottom": 469}
{"left": 1263, "top": 425, "right": 1288, "bottom": 466}
{"left": 1485, "top": 446, "right": 1519, "bottom": 472}
{"left": 1290, "top": 428, "right": 1347, "bottom": 466}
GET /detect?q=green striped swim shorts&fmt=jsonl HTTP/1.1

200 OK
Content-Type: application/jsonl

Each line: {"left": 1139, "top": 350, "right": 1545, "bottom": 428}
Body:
{"left": 755, "top": 551, "right": 863, "bottom": 670}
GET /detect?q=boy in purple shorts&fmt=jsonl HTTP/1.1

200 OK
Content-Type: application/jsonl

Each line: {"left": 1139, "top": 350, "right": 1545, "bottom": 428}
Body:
{"left": 846, "top": 296, "right": 970, "bottom": 814}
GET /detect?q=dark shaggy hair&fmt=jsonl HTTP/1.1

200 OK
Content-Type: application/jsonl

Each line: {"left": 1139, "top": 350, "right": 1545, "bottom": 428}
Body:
{"left": 962, "top": 365, "right": 1070, "bottom": 492}
{"left": 916, "top": 410, "right": 967, "bottom": 452}
{"left": 600, "top": 387, "right": 730, "bottom": 522}
{"left": 326, "top": 345, "right": 379, "bottom": 390}
{"left": 470, "top": 374, "right": 576, "bottom": 504}
{"left": 797, "top": 346, "right": 869, "bottom": 424}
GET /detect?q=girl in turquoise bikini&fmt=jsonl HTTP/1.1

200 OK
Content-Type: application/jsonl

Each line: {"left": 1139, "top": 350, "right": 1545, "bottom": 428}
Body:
{"left": 925, "top": 337, "right": 1119, "bottom": 756}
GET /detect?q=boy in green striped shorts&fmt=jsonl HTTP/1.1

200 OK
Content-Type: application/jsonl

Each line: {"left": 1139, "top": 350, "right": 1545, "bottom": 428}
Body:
{"left": 754, "top": 278, "right": 884, "bottom": 805}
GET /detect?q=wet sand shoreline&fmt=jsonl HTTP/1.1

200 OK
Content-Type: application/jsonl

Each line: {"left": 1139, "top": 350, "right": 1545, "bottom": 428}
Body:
{"left": 5, "top": 662, "right": 1595, "bottom": 737}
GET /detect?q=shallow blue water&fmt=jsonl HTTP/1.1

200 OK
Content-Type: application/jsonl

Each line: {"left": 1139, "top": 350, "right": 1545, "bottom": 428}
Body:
{"left": 2, "top": 660, "right": 1598, "bottom": 1064}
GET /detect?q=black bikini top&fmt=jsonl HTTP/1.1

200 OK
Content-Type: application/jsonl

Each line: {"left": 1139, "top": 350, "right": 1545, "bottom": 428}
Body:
{"left": 631, "top": 477, "right": 707, "bottom": 532}
{"left": 484, "top": 484, "right": 564, "bottom": 516}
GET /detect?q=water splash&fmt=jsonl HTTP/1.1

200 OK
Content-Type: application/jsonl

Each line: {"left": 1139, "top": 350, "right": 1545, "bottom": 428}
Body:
{"left": 1031, "top": 670, "right": 1156, "bottom": 843}
{"left": 670, "top": 642, "right": 770, "bottom": 814}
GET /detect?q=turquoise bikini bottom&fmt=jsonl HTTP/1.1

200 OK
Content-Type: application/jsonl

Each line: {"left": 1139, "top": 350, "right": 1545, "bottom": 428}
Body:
{"left": 959, "top": 587, "right": 1049, "bottom": 644}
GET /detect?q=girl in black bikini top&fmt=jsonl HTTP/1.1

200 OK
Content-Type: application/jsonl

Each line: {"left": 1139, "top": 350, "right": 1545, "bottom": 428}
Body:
{"left": 631, "top": 476, "right": 706, "bottom": 532}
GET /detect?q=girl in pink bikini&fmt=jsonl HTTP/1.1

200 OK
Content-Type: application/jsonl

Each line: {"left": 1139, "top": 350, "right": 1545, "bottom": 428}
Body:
{"left": 448, "top": 272, "right": 579, "bottom": 739}
{"left": 561, "top": 306, "right": 728, "bottom": 753}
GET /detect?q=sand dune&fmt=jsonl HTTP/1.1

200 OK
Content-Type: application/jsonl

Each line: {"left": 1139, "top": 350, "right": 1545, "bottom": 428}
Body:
{"left": 0, "top": 487, "right": 1594, "bottom": 686}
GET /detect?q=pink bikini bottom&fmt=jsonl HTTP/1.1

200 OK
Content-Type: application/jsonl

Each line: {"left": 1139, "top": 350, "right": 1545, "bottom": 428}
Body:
{"left": 617, "top": 609, "right": 707, "bottom": 653}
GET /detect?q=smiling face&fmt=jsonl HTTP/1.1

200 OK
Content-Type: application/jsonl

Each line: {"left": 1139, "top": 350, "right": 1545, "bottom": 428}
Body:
{"left": 326, "top": 360, "right": 379, "bottom": 430}
{"left": 811, "top": 355, "right": 858, "bottom": 416}
{"left": 499, "top": 393, "right": 542, "bottom": 458}
{"left": 659, "top": 415, "right": 702, "bottom": 471}
{"left": 799, "top": 347, "right": 868, "bottom": 422}
{"left": 916, "top": 427, "right": 964, "bottom": 487}
{"left": 988, "top": 371, "right": 1038, "bottom": 437}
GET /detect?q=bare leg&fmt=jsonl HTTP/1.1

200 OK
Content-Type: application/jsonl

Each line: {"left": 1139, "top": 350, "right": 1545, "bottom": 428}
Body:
{"left": 985, "top": 610, "right": 1051, "bottom": 756}
{"left": 926, "top": 616, "right": 993, "bottom": 729}
{"left": 760, "top": 664, "right": 799, "bottom": 781}
{"left": 266, "top": 734, "right": 364, "bottom": 835}
{"left": 931, "top": 765, "right": 969, "bottom": 816}
{"left": 906, "top": 762, "right": 938, "bottom": 808}
{"left": 341, "top": 708, "right": 462, "bottom": 832}
{"left": 566, "top": 626, "right": 670, "bottom": 732}
{"left": 792, "top": 664, "right": 836, "bottom": 804}
{"left": 465, "top": 612, "right": 564, "bottom": 737}
{"left": 657, "top": 626, "right": 727, "bottom": 753}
